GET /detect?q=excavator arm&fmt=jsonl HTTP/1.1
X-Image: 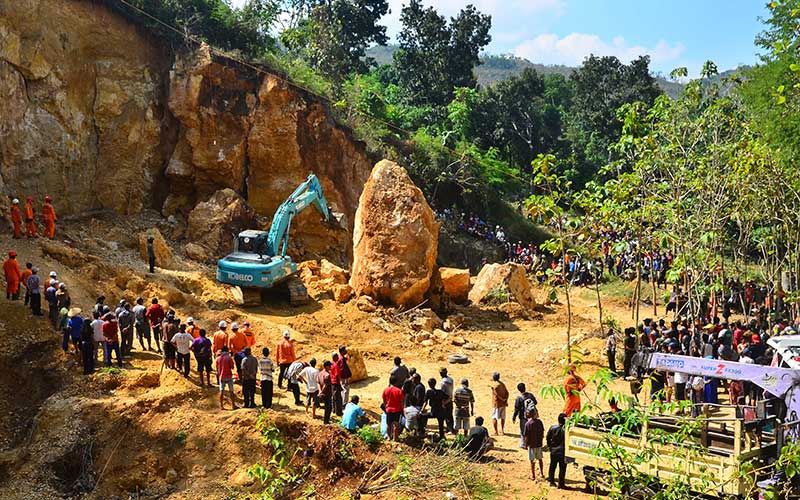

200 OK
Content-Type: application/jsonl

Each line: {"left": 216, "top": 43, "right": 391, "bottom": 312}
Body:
{"left": 266, "top": 174, "right": 341, "bottom": 257}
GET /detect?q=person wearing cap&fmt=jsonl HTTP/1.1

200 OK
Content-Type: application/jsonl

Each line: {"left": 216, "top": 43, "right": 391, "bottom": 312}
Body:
{"left": 563, "top": 364, "right": 586, "bottom": 417}
{"left": 241, "top": 321, "right": 255, "bottom": 348}
{"left": 227, "top": 322, "right": 248, "bottom": 379}
{"left": 258, "top": 347, "right": 274, "bottom": 408}
{"left": 27, "top": 267, "right": 42, "bottom": 316}
{"left": 3, "top": 250, "right": 21, "bottom": 300}
{"left": 24, "top": 197, "right": 37, "bottom": 238}
{"left": 276, "top": 330, "right": 296, "bottom": 389}
{"left": 20, "top": 262, "right": 32, "bottom": 306}
{"left": 145, "top": 298, "right": 165, "bottom": 354}
{"left": 241, "top": 347, "right": 259, "bottom": 408}
{"left": 42, "top": 195, "right": 56, "bottom": 239}
{"left": 186, "top": 317, "right": 200, "bottom": 339}
{"left": 146, "top": 235, "right": 156, "bottom": 273}
{"left": 213, "top": 321, "right": 229, "bottom": 358}
{"left": 66, "top": 308, "right": 84, "bottom": 361}
{"left": 172, "top": 323, "right": 194, "bottom": 378}
{"left": 490, "top": 372, "right": 509, "bottom": 436}
{"left": 216, "top": 346, "right": 237, "bottom": 410}
{"left": 133, "top": 297, "right": 153, "bottom": 351}
{"left": 10, "top": 198, "right": 22, "bottom": 239}
{"left": 191, "top": 329, "right": 213, "bottom": 387}
{"left": 102, "top": 312, "right": 123, "bottom": 367}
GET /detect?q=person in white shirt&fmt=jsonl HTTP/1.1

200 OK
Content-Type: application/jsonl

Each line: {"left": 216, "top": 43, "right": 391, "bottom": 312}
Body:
{"left": 171, "top": 325, "right": 194, "bottom": 378}
{"left": 299, "top": 358, "right": 321, "bottom": 418}
{"left": 90, "top": 312, "right": 106, "bottom": 363}
{"left": 259, "top": 347, "right": 274, "bottom": 408}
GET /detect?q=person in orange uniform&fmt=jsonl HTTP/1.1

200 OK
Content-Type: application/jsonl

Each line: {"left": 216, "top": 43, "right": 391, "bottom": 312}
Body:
{"left": 3, "top": 250, "right": 22, "bottom": 300}
{"left": 242, "top": 321, "right": 256, "bottom": 349}
{"left": 562, "top": 363, "right": 586, "bottom": 417}
{"left": 212, "top": 321, "right": 229, "bottom": 356}
{"left": 186, "top": 317, "right": 201, "bottom": 339}
{"left": 24, "top": 197, "right": 37, "bottom": 238}
{"left": 10, "top": 199, "right": 22, "bottom": 239}
{"left": 276, "top": 330, "right": 296, "bottom": 389}
{"left": 42, "top": 196, "right": 57, "bottom": 239}
{"left": 227, "top": 322, "right": 248, "bottom": 379}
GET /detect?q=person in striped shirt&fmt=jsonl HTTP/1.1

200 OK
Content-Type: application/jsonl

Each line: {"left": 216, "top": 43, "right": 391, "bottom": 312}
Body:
{"left": 259, "top": 347, "right": 274, "bottom": 408}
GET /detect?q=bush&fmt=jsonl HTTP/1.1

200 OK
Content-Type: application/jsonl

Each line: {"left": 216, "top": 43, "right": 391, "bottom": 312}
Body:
{"left": 356, "top": 425, "right": 383, "bottom": 450}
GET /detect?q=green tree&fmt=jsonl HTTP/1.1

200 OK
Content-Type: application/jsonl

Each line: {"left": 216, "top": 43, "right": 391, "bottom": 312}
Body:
{"left": 567, "top": 55, "right": 662, "bottom": 186}
{"left": 281, "top": 0, "right": 389, "bottom": 82}
{"left": 394, "top": 0, "right": 491, "bottom": 106}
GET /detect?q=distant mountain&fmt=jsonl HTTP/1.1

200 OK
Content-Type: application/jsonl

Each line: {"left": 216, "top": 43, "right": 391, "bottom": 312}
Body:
{"left": 366, "top": 45, "right": 746, "bottom": 100}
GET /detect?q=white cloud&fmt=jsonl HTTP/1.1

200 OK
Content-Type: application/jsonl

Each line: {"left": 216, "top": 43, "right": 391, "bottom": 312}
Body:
{"left": 512, "top": 32, "right": 685, "bottom": 67}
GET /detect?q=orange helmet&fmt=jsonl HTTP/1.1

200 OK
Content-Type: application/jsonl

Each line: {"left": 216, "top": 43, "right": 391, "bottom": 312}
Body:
{"left": 8, "top": 250, "right": 17, "bottom": 257}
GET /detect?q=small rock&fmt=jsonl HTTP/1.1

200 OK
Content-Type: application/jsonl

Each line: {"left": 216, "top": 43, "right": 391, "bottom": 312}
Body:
{"left": 185, "top": 242, "right": 209, "bottom": 262}
{"left": 421, "top": 339, "right": 434, "bottom": 347}
{"left": 416, "top": 331, "right": 431, "bottom": 342}
{"left": 356, "top": 295, "right": 377, "bottom": 313}
{"left": 320, "top": 259, "right": 348, "bottom": 284}
{"left": 433, "top": 328, "right": 448, "bottom": 340}
{"left": 451, "top": 336, "right": 466, "bottom": 346}
{"left": 165, "top": 469, "right": 178, "bottom": 483}
{"left": 333, "top": 284, "right": 353, "bottom": 303}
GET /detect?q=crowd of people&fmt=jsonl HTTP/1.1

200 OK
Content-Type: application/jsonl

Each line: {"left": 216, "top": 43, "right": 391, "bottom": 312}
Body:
{"left": 604, "top": 313, "right": 799, "bottom": 416}
{"left": 376, "top": 356, "right": 573, "bottom": 487}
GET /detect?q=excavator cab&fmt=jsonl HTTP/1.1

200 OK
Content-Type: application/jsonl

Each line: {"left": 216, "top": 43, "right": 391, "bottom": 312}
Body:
{"left": 234, "top": 230, "right": 270, "bottom": 258}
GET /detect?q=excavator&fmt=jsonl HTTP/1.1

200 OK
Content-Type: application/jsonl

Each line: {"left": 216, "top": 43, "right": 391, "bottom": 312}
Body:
{"left": 216, "top": 174, "right": 342, "bottom": 306}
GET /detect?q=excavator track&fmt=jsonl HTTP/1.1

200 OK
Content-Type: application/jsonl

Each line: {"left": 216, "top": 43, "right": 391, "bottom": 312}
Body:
{"left": 287, "top": 276, "right": 310, "bottom": 307}
{"left": 240, "top": 287, "right": 263, "bottom": 308}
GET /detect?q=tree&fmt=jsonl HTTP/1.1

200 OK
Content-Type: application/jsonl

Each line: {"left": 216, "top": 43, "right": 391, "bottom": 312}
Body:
{"left": 281, "top": 0, "right": 389, "bottom": 81}
{"left": 567, "top": 55, "right": 662, "bottom": 186}
{"left": 394, "top": 0, "right": 491, "bottom": 106}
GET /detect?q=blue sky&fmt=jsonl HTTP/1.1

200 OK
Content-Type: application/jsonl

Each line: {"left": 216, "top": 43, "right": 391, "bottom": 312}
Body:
{"left": 230, "top": 0, "right": 769, "bottom": 76}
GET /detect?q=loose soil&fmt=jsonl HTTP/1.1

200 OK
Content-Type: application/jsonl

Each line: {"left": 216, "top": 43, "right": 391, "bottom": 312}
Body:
{"left": 0, "top": 213, "right": 645, "bottom": 499}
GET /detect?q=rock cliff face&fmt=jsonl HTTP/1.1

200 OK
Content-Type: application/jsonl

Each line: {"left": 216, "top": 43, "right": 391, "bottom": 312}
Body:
{"left": 0, "top": 0, "right": 374, "bottom": 264}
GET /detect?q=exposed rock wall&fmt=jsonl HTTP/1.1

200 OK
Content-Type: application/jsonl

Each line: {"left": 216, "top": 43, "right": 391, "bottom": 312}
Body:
{"left": 0, "top": 0, "right": 176, "bottom": 214}
{"left": 0, "top": 0, "right": 375, "bottom": 264}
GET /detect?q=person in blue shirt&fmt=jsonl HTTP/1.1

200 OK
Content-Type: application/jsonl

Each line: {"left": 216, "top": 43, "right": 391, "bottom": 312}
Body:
{"left": 340, "top": 396, "right": 366, "bottom": 432}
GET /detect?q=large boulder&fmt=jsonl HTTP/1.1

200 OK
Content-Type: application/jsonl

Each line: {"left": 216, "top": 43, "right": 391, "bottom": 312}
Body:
{"left": 186, "top": 189, "right": 257, "bottom": 259}
{"left": 346, "top": 349, "right": 368, "bottom": 383}
{"left": 138, "top": 228, "right": 177, "bottom": 270}
{"left": 468, "top": 263, "right": 537, "bottom": 310}
{"left": 438, "top": 267, "right": 471, "bottom": 304}
{"left": 349, "top": 160, "right": 439, "bottom": 308}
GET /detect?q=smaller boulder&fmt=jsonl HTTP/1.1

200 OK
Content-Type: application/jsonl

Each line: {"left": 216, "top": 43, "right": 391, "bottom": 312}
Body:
{"left": 410, "top": 309, "right": 442, "bottom": 332}
{"left": 451, "top": 336, "right": 467, "bottom": 347}
{"left": 439, "top": 267, "right": 471, "bottom": 303}
{"left": 356, "top": 295, "right": 377, "bottom": 313}
{"left": 333, "top": 284, "right": 353, "bottom": 303}
{"left": 421, "top": 339, "right": 434, "bottom": 347}
{"left": 185, "top": 242, "right": 209, "bottom": 263}
{"left": 187, "top": 189, "right": 257, "bottom": 258}
{"left": 347, "top": 349, "right": 369, "bottom": 382}
{"left": 138, "top": 228, "right": 177, "bottom": 270}
{"left": 468, "top": 263, "right": 536, "bottom": 310}
{"left": 320, "top": 259, "right": 348, "bottom": 284}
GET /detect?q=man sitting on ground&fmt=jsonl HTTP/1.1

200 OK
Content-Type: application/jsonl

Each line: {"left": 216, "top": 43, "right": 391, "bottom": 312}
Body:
{"left": 464, "top": 416, "right": 493, "bottom": 460}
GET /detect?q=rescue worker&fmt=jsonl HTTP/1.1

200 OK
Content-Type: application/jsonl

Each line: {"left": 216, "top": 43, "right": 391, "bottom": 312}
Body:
{"left": 562, "top": 363, "right": 586, "bottom": 417}
{"left": 10, "top": 199, "right": 22, "bottom": 239}
{"left": 24, "top": 197, "right": 37, "bottom": 238}
{"left": 227, "top": 322, "right": 248, "bottom": 379}
{"left": 20, "top": 262, "right": 32, "bottom": 306}
{"left": 42, "top": 196, "right": 56, "bottom": 239}
{"left": 276, "top": 330, "right": 296, "bottom": 389}
{"left": 186, "top": 317, "right": 201, "bottom": 339}
{"left": 242, "top": 321, "right": 256, "bottom": 349}
{"left": 3, "top": 250, "right": 22, "bottom": 300}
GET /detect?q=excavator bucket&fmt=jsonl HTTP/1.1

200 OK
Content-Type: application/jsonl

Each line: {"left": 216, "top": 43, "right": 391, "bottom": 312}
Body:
{"left": 328, "top": 211, "right": 345, "bottom": 229}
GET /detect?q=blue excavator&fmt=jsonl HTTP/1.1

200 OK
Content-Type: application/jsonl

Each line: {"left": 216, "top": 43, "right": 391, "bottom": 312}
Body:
{"left": 216, "top": 174, "right": 343, "bottom": 306}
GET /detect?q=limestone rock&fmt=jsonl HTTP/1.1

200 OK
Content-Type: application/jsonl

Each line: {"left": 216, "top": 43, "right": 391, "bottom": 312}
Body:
{"left": 333, "top": 284, "right": 353, "bottom": 304}
{"left": 0, "top": 0, "right": 174, "bottom": 215}
{"left": 468, "top": 263, "right": 536, "bottom": 310}
{"left": 184, "top": 242, "right": 209, "bottom": 263}
{"left": 410, "top": 309, "right": 443, "bottom": 332}
{"left": 346, "top": 349, "right": 368, "bottom": 383}
{"left": 438, "top": 267, "right": 471, "bottom": 303}
{"left": 138, "top": 228, "right": 176, "bottom": 270}
{"left": 451, "top": 336, "right": 467, "bottom": 347}
{"left": 356, "top": 295, "right": 377, "bottom": 313}
{"left": 187, "top": 189, "right": 257, "bottom": 258}
{"left": 320, "top": 259, "right": 348, "bottom": 284}
{"left": 420, "top": 339, "right": 434, "bottom": 347}
{"left": 349, "top": 160, "right": 439, "bottom": 307}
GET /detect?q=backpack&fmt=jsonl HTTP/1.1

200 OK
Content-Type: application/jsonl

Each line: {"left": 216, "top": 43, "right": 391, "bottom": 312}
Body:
{"left": 523, "top": 396, "right": 537, "bottom": 416}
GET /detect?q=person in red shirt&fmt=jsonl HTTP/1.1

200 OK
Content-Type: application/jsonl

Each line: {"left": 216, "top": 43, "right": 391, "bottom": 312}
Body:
{"left": 102, "top": 313, "right": 123, "bottom": 367}
{"left": 382, "top": 379, "right": 405, "bottom": 441}
{"left": 145, "top": 298, "right": 165, "bottom": 354}
{"left": 216, "top": 346, "right": 237, "bottom": 410}
{"left": 330, "top": 352, "right": 343, "bottom": 416}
